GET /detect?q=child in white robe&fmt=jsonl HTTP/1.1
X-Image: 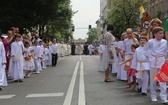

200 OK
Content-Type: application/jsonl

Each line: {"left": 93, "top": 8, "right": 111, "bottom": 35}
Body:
{"left": 111, "top": 37, "right": 119, "bottom": 74}
{"left": 131, "top": 37, "right": 150, "bottom": 95}
{"left": 98, "top": 40, "right": 105, "bottom": 72}
{"left": 143, "top": 27, "right": 168, "bottom": 103}
{"left": 117, "top": 33, "right": 128, "bottom": 81}
{"left": 0, "top": 40, "right": 7, "bottom": 90}
{"left": 122, "top": 28, "right": 139, "bottom": 88}
{"left": 9, "top": 34, "right": 24, "bottom": 82}
{"left": 43, "top": 43, "right": 49, "bottom": 69}
{"left": 23, "top": 41, "right": 35, "bottom": 78}
{"left": 32, "top": 40, "right": 42, "bottom": 74}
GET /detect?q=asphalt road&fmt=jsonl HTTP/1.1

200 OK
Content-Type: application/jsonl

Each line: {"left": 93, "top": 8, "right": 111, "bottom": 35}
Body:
{"left": 0, "top": 55, "right": 165, "bottom": 105}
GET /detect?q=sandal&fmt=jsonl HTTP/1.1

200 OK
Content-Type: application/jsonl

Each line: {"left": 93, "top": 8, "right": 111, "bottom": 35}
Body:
{"left": 126, "top": 83, "right": 131, "bottom": 88}
{"left": 104, "top": 78, "right": 114, "bottom": 82}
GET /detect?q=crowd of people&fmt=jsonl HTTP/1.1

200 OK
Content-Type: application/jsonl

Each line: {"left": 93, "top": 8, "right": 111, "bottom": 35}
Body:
{"left": 0, "top": 27, "right": 78, "bottom": 91}
{"left": 98, "top": 18, "right": 168, "bottom": 103}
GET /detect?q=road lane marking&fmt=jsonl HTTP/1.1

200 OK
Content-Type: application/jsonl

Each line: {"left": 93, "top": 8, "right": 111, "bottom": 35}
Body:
{"left": 26, "top": 93, "right": 64, "bottom": 98}
{"left": 63, "top": 61, "right": 80, "bottom": 105}
{"left": 0, "top": 95, "right": 15, "bottom": 99}
{"left": 78, "top": 61, "right": 86, "bottom": 105}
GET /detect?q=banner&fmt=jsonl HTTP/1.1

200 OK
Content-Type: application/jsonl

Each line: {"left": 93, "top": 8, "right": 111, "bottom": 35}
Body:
{"left": 155, "top": 62, "right": 168, "bottom": 82}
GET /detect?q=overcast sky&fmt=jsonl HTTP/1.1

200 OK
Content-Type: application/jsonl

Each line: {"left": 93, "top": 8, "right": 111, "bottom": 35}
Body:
{"left": 71, "top": 0, "right": 100, "bottom": 39}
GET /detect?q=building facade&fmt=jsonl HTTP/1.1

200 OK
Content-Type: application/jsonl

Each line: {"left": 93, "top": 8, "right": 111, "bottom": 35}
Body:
{"left": 96, "top": 0, "right": 113, "bottom": 39}
{"left": 144, "top": 0, "right": 168, "bottom": 19}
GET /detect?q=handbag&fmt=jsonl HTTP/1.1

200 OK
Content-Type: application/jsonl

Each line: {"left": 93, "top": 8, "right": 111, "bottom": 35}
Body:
{"left": 24, "top": 55, "right": 31, "bottom": 60}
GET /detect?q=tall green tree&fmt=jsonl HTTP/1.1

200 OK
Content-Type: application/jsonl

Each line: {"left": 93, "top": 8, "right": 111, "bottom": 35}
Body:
{"left": 107, "top": 0, "right": 145, "bottom": 35}
{"left": 87, "top": 28, "right": 98, "bottom": 44}
{"left": 0, "top": 0, "right": 73, "bottom": 39}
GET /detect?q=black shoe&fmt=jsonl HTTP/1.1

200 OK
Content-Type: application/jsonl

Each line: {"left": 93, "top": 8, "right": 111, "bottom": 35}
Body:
{"left": 141, "top": 93, "right": 147, "bottom": 96}
{"left": 138, "top": 87, "right": 142, "bottom": 93}
{"left": 19, "top": 79, "right": 23, "bottom": 82}
{"left": 13, "top": 80, "right": 18, "bottom": 82}
{"left": 0, "top": 87, "right": 3, "bottom": 91}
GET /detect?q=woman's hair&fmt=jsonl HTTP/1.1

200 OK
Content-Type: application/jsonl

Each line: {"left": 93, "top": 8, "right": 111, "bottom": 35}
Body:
{"left": 121, "top": 32, "right": 127, "bottom": 41}
{"left": 138, "top": 36, "right": 148, "bottom": 42}
{"left": 149, "top": 18, "right": 162, "bottom": 27}
{"left": 107, "top": 24, "right": 114, "bottom": 31}
{"left": 152, "top": 27, "right": 164, "bottom": 35}
{"left": 131, "top": 44, "right": 139, "bottom": 49}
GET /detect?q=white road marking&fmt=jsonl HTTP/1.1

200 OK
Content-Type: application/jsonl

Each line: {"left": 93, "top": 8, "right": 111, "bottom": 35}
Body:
{"left": 63, "top": 61, "right": 80, "bottom": 105}
{"left": 78, "top": 61, "right": 86, "bottom": 105}
{"left": 26, "top": 93, "right": 64, "bottom": 98}
{"left": 0, "top": 95, "right": 15, "bottom": 99}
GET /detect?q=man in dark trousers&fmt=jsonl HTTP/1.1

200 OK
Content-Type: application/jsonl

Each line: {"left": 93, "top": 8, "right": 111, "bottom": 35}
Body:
{"left": 71, "top": 43, "right": 76, "bottom": 55}
{"left": 50, "top": 39, "right": 58, "bottom": 67}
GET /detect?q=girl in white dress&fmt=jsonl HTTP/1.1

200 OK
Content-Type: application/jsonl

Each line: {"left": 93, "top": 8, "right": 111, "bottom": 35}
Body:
{"left": 23, "top": 41, "right": 35, "bottom": 78}
{"left": 43, "top": 43, "right": 49, "bottom": 69}
{"left": 117, "top": 33, "right": 128, "bottom": 81}
{"left": 9, "top": 34, "right": 24, "bottom": 82}
{"left": 122, "top": 28, "right": 139, "bottom": 88}
{"left": 0, "top": 39, "right": 7, "bottom": 90}
{"left": 98, "top": 40, "right": 105, "bottom": 72}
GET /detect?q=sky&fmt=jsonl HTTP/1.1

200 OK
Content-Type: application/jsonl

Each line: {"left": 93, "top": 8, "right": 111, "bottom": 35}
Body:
{"left": 71, "top": 0, "right": 100, "bottom": 40}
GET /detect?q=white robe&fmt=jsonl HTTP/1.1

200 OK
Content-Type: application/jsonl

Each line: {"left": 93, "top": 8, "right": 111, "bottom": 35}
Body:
{"left": 32, "top": 45, "right": 42, "bottom": 72}
{"left": 111, "top": 41, "right": 118, "bottom": 73}
{"left": 9, "top": 41, "right": 24, "bottom": 80}
{"left": 117, "top": 41, "right": 127, "bottom": 80}
{"left": 0, "top": 42, "right": 7, "bottom": 86}
{"left": 47, "top": 46, "right": 52, "bottom": 66}
{"left": 98, "top": 45, "right": 105, "bottom": 72}
{"left": 67, "top": 44, "right": 71, "bottom": 55}
{"left": 88, "top": 45, "right": 93, "bottom": 55}
{"left": 23, "top": 47, "right": 35, "bottom": 71}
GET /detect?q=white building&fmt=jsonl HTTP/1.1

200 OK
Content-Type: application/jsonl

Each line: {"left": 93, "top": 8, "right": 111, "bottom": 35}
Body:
{"left": 96, "top": 0, "right": 113, "bottom": 39}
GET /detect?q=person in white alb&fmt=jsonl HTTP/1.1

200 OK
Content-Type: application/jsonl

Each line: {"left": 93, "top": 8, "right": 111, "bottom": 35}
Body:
{"left": 32, "top": 40, "right": 42, "bottom": 74}
{"left": 131, "top": 37, "right": 150, "bottom": 95}
{"left": 143, "top": 27, "right": 168, "bottom": 103}
{"left": 50, "top": 39, "right": 58, "bottom": 67}
{"left": 98, "top": 40, "right": 105, "bottom": 72}
{"left": 0, "top": 37, "right": 7, "bottom": 90}
{"left": 43, "top": 43, "right": 49, "bottom": 69}
{"left": 9, "top": 34, "right": 24, "bottom": 82}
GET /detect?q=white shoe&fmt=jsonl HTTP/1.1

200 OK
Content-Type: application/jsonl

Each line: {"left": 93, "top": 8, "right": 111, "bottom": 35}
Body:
{"left": 151, "top": 98, "right": 157, "bottom": 102}
{"left": 36, "top": 71, "right": 40, "bottom": 74}
{"left": 162, "top": 100, "right": 168, "bottom": 104}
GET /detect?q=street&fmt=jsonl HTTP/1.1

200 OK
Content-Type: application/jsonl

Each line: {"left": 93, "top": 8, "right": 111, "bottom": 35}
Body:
{"left": 0, "top": 55, "right": 164, "bottom": 105}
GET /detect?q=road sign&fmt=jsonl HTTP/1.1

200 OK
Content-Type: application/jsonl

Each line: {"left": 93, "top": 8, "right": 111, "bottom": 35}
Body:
{"left": 142, "top": 21, "right": 150, "bottom": 29}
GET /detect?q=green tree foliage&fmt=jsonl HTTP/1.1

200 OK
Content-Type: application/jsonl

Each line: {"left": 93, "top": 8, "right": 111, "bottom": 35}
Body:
{"left": 87, "top": 28, "right": 98, "bottom": 44}
{"left": 0, "top": 0, "right": 73, "bottom": 40}
{"left": 107, "top": 0, "right": 144, "bottom": 35}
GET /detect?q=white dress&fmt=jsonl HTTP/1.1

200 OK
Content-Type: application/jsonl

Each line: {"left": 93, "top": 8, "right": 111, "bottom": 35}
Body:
{"left": 112, "top": 41, "right": 119, "bottom": 73}
{"left": 9, "top": 41, "right": 24, "bottom": 80}
{"left": 98, "top": 44, "right": 105, "bottom": 72}
{"left": 32, "top": 45, "right": 42, "bottom": 72}
{"left": 47, "top": 46, "right": 52, "bottom": 66}
{"left": 117, "top": 41, "right": 127, "bottom": 80}
{"left": 0, "top": 42, "right": 7, "bottom": 86}
{"left": 103, "top": 32, "right": 116, "bottom": 70}
{"left": 23, "top": 47, "right": 35, "bottom": 71}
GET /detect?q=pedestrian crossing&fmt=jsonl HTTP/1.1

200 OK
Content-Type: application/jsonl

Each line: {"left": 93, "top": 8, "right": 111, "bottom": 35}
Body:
{"left": 0, "top": 93, "right": 64, "bottom": 100}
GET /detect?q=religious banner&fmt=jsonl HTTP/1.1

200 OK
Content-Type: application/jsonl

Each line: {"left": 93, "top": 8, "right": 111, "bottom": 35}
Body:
{"left": 155, "top": 62, "right": 168, "bottom": 82}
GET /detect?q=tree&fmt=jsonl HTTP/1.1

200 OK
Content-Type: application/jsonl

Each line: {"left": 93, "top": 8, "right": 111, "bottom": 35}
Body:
{"left": 107, "top": 0, "right": 145, "bottom": 35}
{"left": 0, "top": 0, "right": 73, "bottom": 40}
{"left": 87, "top": 28, "right": 98, "bottom": 44}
